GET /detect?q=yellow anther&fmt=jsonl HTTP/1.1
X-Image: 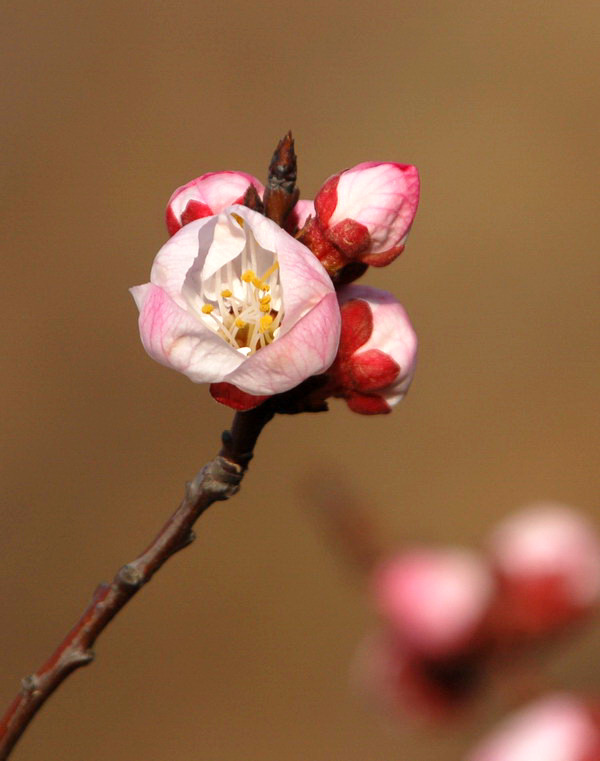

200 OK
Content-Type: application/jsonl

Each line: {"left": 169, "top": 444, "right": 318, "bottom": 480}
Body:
{"left": 259, "top": 295, "right": 271, "bottom": 305}
{"left": 234, "top": 318, "right": 246, "bottom": 328}
{"left": 220, "top": 289, "right": 232, "bottom": 298}
{"left": 231, "top": 213, "right": 244, "bottom": 227}
{"left": 260, "top": 303, "right": 271, "bottom": 312}
{"left": 261, "top": 284, "right": 270, "bottom": 292}
{"left": 251, "top": 277, "right": 264, "bottom": 289}
{"left": 259, "top": 314, "right": 274, "bottom": 333}
{"left": 241, "top": 270, "right": 255, "bottom": 283}
{"left": 201, "top": 304, "right": 214, "bottom": 314}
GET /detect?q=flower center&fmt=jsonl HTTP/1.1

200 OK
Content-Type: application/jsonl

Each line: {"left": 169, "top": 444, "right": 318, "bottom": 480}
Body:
{"left": 197, "top": 228, "right": 284, "bottom": 356}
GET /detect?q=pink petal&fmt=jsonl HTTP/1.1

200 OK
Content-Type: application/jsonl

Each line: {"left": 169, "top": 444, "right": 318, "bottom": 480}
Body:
{"left": 150, "top": 216, "right": 218, "bottom": 308}
{"left": 328, "top": 162, "right": 420, "bottom": 254}
{"left": 231, "top": 205, "right": 336, "bottom": 334}
{"left": 131, "top": 283, "right": 243, "bottom": 382}
{"left": 166, "top": 171, "right": 265, "bottom": 234}
{"left": 222, "top": 292, "right": 340, "bottom": 395}
{"left": 372, "top": 549, "right": 495, "bottom": 657}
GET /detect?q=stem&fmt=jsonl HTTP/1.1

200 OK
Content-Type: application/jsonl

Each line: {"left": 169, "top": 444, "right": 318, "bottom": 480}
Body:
{"left": 0, "top": 405, "right": 274, "bottom": 760}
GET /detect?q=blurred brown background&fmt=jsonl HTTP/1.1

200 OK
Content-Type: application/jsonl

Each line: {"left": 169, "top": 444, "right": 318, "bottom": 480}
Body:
{"left": 1, "top": 1, "right": 599, "bottom": 759}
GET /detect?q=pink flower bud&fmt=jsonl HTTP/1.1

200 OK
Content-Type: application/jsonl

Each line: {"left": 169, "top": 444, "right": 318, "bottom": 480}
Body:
{"left": 372, "top": 549, "right": 495, "bottom": 658}
{"left": 467, "top": 694, "right": 600, "bottom": 761}
{"left": 284, "top": 199, "right": 315, "bottom": 235}
{"left": 314, "top": 162, "right": 419, "bottom": 267}
{"left": 166, "top": 171, "right": 265, "bottom": 236}
{"left": 328, "top": 285, "right": 417, "bottom": 414}
{"left": 487, "top": 503, "right": 600, "bottom": 638}
{"left": 131, "top": 206, "right": 340, "bottom": 408}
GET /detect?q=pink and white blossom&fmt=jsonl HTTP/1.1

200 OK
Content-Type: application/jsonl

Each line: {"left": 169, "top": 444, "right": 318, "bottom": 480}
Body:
{"left": 328, "top": 285, "right": 417, "bottom": 414}
{"left": 487, "top": 503, "right": 600, "bottom": 637}
{"left": 132, "top": 205, "right": 340, "bottom": 408}
{"left": 467, "top": 694, "right": 600, "bottom": 761}
{"left": 314, "top": 161, "right": 420, "bottom": 266}
{"left": 372, "top": 548, "right": 495, "bottom": 658}
{"left": 166, "top": 171, "right": 265, "bottom": 236}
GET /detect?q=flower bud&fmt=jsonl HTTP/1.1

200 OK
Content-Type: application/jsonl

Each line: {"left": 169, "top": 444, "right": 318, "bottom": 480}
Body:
{"left": 328, "top": 285, "right": 417, "bottom": 414}
{"left": 353, "top": 631, "right": 485, "bottom": 722}
{"left": 467, "top": 694, "right": 600, "bottom": 761}
{"left": 166, "top": 171, "right": 265, "bottom": 236}
{"left": 372, "top": 548, "right": 495, "bottom": 658}
{"left": 301, "top": 162, "right": 419, "bottom": 277}
{"left": 487, "top": 503, "right": 600, "bottom": 638}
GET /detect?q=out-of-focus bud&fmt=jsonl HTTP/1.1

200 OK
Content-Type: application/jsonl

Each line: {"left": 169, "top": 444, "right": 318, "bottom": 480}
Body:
{"left": 166, "top": 171, "right": 265, "bottom": 236}
{"left": 353, "top": 631, "right": 486, "bottom": 722}
{"left": 298, "top": 162, "right": 419, "bottom": 279}
{"left": 467, "top": 693, "right": 600, "bottom": 761}
{"left": 487, "top": 503, "right": 600, "bottom": 639}
{"left": 327, "top": 285, "right": 417, "bottom": 414}
{"left": 372, "top": 548, "right": 495, "bottom": 658}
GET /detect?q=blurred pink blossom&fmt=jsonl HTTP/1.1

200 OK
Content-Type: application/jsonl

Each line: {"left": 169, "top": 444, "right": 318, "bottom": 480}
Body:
{"left": 467, "top": 693, "right": 600, "bottom": 761}
{"left": 372, "top": 548, "right": 495, "bottom": 658}
{"left": 488, "top": 503, "right": 600, "bottom": 638}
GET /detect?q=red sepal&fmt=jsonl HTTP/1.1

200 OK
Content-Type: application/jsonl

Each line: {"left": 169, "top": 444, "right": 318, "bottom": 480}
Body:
{"left": 361, "top": 243, "right": 405, "bottom": 267}
{"left": 209, "top": 382, "right": 270, "bottom": 411}
{"left": 345, "top": 392, "right": 391, "bottom": 415}
{"left": 166, "top": 200, "right": 213, "bottom": 237}
{"left": 326, "top": 218, "right": 371, "bottom": 258}
{"left": 314, "top": 174, "right": 340, "bottom": 225}
{"left": 338, "top": 299, "right": 373, "bottom": 358}
{"left": 349, "top": 349, "right": 400, "bottom": 392}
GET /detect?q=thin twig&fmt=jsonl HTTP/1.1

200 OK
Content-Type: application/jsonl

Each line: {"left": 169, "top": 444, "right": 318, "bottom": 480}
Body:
{"left": 0, "top": 404, "right": 274, "bottom": 760}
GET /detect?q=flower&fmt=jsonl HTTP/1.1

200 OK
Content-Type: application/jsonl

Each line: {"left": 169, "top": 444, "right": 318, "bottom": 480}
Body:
{"left": 166, "top": 171, "right": 265, "bottom": 236}
{"left": 131, "top": 205, "right": 340, "bottom": 409}
{"left": 467, "top": 693, "right": 600, "bottom": 761}
{"left": 487, "top": 503, "right": 600, "bottom": 638}
{"left": 372, "top": 549, "right": 495, "bottom": 658}
{"left": 298, "top": 162, "right": 419, "bottom": 277}
{"left": 327, "top": 285, "right": 417, "bottom": 414}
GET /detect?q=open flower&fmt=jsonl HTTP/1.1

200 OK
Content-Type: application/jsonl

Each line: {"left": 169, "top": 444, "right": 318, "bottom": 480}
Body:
{"left": 327, "top": 285, "right": 418, "bottom": 414}
{"left": 131, "top": 205, "right": 340, "bottom": 408}
{"left": 166, "top": 171, "right": 265, "bottom": 236}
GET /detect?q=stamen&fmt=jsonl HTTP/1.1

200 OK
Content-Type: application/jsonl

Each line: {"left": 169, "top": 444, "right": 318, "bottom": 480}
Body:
{"left": 241, "top": 269, "right": 255, "bottom": 283}
{"left": 259, "top": 314, "right": 274, "bottom": 333}
{"left": 201, "top": 304, "right": 214, "bottom": 314}
{"left": 261, "top": 261, "right": 279, "bottom": 281}
{"left": 221, "top": 289, "right": 232, "bottom": 298}
{"left": 235, "top": 318, "right": 246, "bottom": 328}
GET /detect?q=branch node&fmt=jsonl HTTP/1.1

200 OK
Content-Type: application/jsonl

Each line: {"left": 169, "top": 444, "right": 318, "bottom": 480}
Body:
{"left": 20, "top": 676, "right": 39, "bottom": 696}
{"left": 66, "top": 649, "right": 95, "bottom": 667}
{"left": 191, "top": 457, "right": 244, "bottom": 501}
{"left": 117, "top": 564, "right": 144, "bottom": 589}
